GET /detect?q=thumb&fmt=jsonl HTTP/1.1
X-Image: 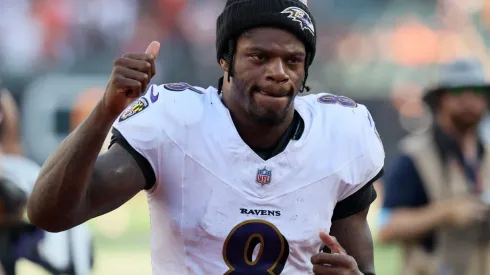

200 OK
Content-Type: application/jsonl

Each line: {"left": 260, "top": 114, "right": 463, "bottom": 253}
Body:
{"left": 320, "top": 232, "right": 346, "bottom": 254}
{"left": 145, "top": 41, "right": 161, "bottom": 59}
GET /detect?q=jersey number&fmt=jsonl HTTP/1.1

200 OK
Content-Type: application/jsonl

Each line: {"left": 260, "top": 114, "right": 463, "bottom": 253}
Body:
{"left": 222, "top": 220, "right": 290, "bottom": 275}
{"left": 317, "top": 95, "right": 357, "bottom": 108}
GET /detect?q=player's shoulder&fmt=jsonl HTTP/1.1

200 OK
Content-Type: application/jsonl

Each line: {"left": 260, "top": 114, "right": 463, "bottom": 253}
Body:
{"left": 117, "top": 82, "right": 207, "bottom": 124}
{"left": 159, "top": 82, "right": 207, "bottom": 96}
{"left": 299, "top": 93, "right": 384, "bottom": 184}
{"left": 146, "top": 82, "right": 207, "bottom": 107}
{"left": 304, "top": 92, "right": 384, "bottom": 174}
{"left": 299, "top": 92, "right": 372, "bottom": 128}
{"left": 300, "top": 92, "right": 381, "bottom": 154}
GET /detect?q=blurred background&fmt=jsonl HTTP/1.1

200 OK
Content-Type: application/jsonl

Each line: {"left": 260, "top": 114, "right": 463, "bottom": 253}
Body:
{"left": 1, "top": 0, "right": 490, "bottom": 274}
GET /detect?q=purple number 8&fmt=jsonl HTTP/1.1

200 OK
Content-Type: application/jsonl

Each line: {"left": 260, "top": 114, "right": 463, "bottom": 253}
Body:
{"left": 317, "top": 95, "right": 357, "bottom": 108}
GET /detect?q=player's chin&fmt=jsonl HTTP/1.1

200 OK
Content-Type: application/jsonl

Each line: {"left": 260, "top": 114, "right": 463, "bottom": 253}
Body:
{"left": 252, "top": 113, "right": 286, "bottom": 126}
{"left": 249, "top": 106, "right": 289, "bottom": 126}
{"left": 253, "top": 92, "right": 292, "bottom": 111}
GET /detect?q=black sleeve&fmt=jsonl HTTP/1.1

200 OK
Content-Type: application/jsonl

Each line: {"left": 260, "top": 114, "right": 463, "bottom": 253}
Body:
{"left": 109, "top": 128, "right": 156, "bottom": 190}
{"left": 331, "top": 169, "right": 384, "bottom": 221}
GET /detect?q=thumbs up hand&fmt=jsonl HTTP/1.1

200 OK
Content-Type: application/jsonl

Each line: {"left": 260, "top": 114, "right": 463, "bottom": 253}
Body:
{"left": 101, "top": 41, "right": 161, "bottom": 117}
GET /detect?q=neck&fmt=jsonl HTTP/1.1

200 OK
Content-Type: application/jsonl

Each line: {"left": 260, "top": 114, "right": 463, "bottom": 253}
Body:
{"left": 221, "top": 82, "right": 295, "bottom": 149}
{"left": 231, "top": 110, "right": 295, "bottom": 149}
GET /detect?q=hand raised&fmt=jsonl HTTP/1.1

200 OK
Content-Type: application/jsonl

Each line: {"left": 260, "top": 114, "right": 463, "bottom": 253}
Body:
{"left": 102, "top": 41, "right": 161, "bottom": 117}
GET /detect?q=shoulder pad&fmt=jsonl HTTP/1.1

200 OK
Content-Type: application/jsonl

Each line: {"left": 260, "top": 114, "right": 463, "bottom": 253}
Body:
{"left": 315, "top": 93, "right": 358, "bottom": 108}
{"left": 162, "top": 82, "right": 204, "bottom": 94}
{"left": 117, "top": 81, "right": 201, "bottom": 123}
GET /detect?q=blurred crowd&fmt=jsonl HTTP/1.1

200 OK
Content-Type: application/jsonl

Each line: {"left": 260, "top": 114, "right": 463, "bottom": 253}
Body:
{"left": 0, "top": 0, "right": 231, "bottom": 89}
{"left": 2, "top": 0, "right": 490, "bottom": 96}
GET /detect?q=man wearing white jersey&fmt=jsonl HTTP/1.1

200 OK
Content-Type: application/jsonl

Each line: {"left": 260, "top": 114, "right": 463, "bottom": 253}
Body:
{"left": 27, "top": 0, "right": 384, "bottom": 274}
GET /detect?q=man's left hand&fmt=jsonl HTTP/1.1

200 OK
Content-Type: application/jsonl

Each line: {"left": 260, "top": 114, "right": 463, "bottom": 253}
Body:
{"left": 310, "top": 232, "right": 363, "bottom": 275}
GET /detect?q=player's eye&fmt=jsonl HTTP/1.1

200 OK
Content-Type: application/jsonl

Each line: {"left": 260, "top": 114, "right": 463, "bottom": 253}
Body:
{"left": 251, "top": 54, "right": 266, "bottom": 61}
{"left": 286, "top": 57, "right": 303, "bottom": 64}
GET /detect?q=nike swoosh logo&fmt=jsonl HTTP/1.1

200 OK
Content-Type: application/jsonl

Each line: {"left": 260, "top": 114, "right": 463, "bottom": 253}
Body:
{"left": 150, "top": 86, "right": 159, "bottom": 103}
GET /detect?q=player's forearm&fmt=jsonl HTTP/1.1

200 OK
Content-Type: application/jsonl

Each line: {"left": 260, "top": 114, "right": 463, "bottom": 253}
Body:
{"left": 27, "top": 102, "right": 117, "bottom": 232}
{"left": 378, "top": 203, "right": 450, "bottom": 243}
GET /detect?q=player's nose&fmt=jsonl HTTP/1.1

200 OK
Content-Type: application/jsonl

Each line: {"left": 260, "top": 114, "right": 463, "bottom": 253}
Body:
{"left": 265, "top": 58, "right": 289, "bottom": 84}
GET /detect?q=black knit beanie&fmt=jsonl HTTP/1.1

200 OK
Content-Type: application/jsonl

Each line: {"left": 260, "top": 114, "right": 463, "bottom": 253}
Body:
{"left": 216, "top": 0, "right": 317, "bottom": 67}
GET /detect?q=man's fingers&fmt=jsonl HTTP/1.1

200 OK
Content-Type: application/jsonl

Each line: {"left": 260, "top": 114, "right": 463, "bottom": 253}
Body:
{"left": 145, "top": 41, "right": 160, "bottom": 77}
{"left": 122, "top": 53, "right": 155, "bottom": 62}
{"left": 312, "top": 264, "right": 344, "bottom": 275}
{"left": 114, "top": 66, "right": 149, "bottom": 82}
{"left": 114, "top": 58, "right": 151, "bottom": 72}
{"left": 121, "top": 41, "right": 160, "bottom": 80}
{"left": 121, "top": 53, "right": 154, "bottom": 75}
{"left": 113, "top": 75, "right": 143, "bottom": 97}
{"left": 311, "top": 252, "right": 353, "bottom": 267}
{"left": 319, "top": 232, "right": 346, "bottom": 254}
{"left": 145, "top": 41, "right": 161, "bottom": 59}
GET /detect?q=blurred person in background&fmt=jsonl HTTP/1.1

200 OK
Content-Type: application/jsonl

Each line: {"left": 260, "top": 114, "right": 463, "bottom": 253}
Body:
{"left": 0, "top": 83, "right": 94, "bottom": 275}
{"left": 378, "top": 58, "right": 490, "bottom": 275}
{"left": 27, "top": 0, "right": 385, "bottom": 274}
{"left": 0, "top": 85, "right": 23, "bottom": 156}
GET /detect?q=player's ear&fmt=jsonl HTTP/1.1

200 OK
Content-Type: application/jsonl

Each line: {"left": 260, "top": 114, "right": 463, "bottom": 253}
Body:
{"left": 219, "top": 58, "right": 229, "bottom": 72}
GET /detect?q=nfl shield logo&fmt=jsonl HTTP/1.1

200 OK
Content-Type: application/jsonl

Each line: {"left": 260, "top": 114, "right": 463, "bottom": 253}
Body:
{"left": 256, "top": 167, "right": 272, "bottom": 185}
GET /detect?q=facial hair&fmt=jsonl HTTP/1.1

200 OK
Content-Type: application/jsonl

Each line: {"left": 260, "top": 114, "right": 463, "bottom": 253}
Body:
{"left": 450, "top": 113, "right": 482, "bottom": 132}
{"left": 232, "top": 76, "right": 296, "bottom": 126}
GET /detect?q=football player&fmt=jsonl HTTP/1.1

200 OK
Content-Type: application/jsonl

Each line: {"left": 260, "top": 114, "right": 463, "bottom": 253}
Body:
{"left": 27, "top": 0, "right": 384, "bottom": 274}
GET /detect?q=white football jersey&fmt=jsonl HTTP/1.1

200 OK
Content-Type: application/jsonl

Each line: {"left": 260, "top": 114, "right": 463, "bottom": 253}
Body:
{"left": 112, "top": 83, "right": 384, "bottom": 275}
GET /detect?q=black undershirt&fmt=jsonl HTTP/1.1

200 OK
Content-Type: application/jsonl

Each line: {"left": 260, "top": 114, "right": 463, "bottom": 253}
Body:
{"left": 110, "top": 110, "right": 380, "bottom": 220}
{"left": 251, "top": 110, "right": 304, "bottom": 160}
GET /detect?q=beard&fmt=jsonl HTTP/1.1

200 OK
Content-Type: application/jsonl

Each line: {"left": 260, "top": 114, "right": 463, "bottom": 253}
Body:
{"left": 232, "top": 76, "right": 296, "bottom": 127}
{"left": 247, "top": 94, "right": 294, "bottom": 126}
{"left": 450, "top": 112, "right": 483, "bottom": 132}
